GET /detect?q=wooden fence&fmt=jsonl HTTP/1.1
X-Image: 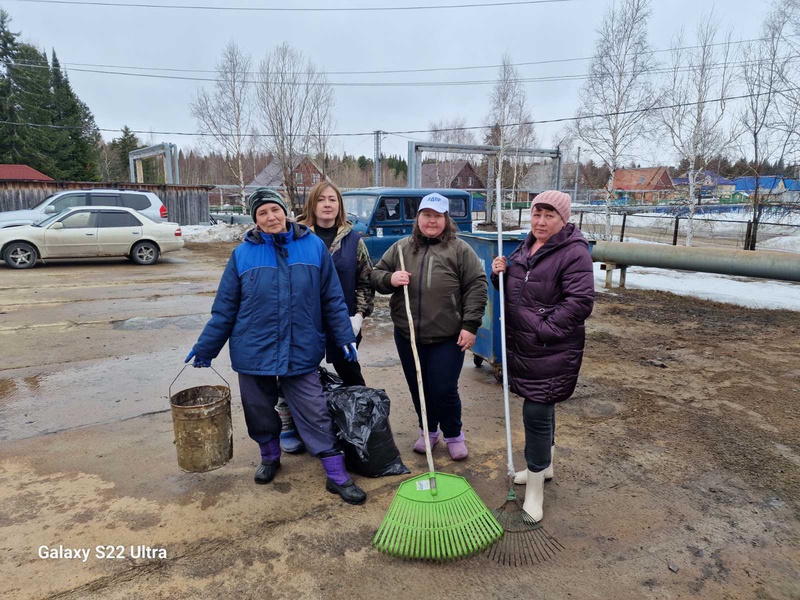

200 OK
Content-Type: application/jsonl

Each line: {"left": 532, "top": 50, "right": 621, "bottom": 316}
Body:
{"left": 0, "top": 181, "right": 213, "bottom": 225}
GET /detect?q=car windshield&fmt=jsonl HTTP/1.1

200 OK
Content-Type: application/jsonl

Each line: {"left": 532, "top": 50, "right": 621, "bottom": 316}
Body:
{"left": 31, "top": 193, "right": 58, "bottom": 210}
{"left": 34, "top": 212, "right": 64, "bottom": 227}
{"left": 343, "top": 195, "right": 377, "bottom": 220}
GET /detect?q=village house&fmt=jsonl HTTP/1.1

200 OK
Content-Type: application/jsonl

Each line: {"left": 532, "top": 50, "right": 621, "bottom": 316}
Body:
{"left": 421, "top": 160, "right": 484, "bottom": 190}
{"left": 673, "top": 170, "right": 735, "bottom": 200}
{"left": 612, "top": 167, "right": 675, "bottom": 203}
{"left": 0, "top": 164, "right": 54, "bottom": 182}
{"left": 248, "top": 156, "right": 326, "bottom": 191}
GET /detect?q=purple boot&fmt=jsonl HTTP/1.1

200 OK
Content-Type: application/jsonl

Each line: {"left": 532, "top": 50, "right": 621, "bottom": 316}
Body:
{"left": 254, "top": 439, "right": 281, "bottom": 485}
{"left": 320, "top": 452, "right": 366, "bottom": 505}
{"left": 413, "top": 428, "right": 440, "bottom": 454}
{"left": 444, "top": 432, "right": 468, "bottom": 461}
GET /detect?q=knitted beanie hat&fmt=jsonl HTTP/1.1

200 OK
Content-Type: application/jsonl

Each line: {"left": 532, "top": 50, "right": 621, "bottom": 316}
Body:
{"left": 532, "top": 190, "right": 571, "bottom": 224}
{"left": 248, "top": 188, "right": 287, "bottom": 221}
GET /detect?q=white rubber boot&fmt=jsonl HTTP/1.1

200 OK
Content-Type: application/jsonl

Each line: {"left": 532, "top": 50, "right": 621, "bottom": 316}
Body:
{"left": 522, "top": 469, "right": 546, "bottom": 523}
{"left": 514, "top": 447, "right": 554, "bottom": 484}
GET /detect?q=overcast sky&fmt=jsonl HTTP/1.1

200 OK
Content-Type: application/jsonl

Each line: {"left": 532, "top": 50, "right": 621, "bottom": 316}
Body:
{"left": 0, "top": 0, "right": 784, "bottom": 166}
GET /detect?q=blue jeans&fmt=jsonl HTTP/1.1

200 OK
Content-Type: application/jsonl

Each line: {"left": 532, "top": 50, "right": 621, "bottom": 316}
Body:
{"left": 523, "top": 400, "right": 556, "bottom": 472}
{"left": 394, "top": 329, "right": 464, "bottom": 438}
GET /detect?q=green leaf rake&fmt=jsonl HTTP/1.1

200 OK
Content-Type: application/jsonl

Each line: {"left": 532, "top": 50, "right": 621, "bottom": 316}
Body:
{"left": 372, "top": 247, "right": 503, "bottom": 560}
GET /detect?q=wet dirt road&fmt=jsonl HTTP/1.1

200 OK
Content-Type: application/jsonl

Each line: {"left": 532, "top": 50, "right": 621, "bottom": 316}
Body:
{"left": 0, "top": 243, "right": 798, "bottom": 599}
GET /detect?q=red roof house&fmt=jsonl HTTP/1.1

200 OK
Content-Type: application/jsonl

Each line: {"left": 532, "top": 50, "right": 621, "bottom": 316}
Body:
{"left": 611, "top": 167, "right": 674, "bottom": 203}
{"left": 0, "top": 164, "right": 54, "bottom": 181}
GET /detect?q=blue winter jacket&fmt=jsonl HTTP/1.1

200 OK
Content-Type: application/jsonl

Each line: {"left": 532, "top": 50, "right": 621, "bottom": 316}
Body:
{"left": 192, "top": 222, "right": 356, "bottom": 376}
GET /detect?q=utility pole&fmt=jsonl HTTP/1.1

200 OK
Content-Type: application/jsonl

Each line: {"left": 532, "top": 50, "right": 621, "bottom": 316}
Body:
{"left": 374, "top": 130, "right": 383, "bottom": 186}
{"left": 573, "top": 147, "right": 581, "bottom": 202}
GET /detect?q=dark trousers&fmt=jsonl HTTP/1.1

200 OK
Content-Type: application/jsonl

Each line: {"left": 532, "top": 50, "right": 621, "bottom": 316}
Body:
{"left": 523, "top": 400, "right": 556, "bottom": 472}
{"left": 394, "top": 329, "right": 464, "bottom": 438}
{"left": 238, "top": 371, "right": 338, "bottom": 457}
{"left": 331, "top": 359, "right": 365, "bottom": 386}
{"left": 328, "top": 333, "right": 365, "bottom": 386}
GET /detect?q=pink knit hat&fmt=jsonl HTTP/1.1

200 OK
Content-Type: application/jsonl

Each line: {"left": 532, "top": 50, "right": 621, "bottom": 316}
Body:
{"left": 532, "top": 190, "right": 571, "bottom": 224}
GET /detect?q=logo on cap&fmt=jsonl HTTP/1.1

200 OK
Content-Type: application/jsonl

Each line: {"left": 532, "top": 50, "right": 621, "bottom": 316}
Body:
{"left": 418, "top": 193, "right": 450, "bottom": 214}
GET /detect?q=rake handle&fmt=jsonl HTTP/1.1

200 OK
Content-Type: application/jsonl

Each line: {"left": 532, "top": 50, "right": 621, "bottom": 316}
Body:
{"left": 398, "top": 248, "right": 438, "bottom": 495}
{"left": 497, "top": 211, "right": 516, "bottom": 482}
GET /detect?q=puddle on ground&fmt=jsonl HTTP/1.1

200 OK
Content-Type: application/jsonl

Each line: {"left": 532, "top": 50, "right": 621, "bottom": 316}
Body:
{"left": 113, "top": 315, "right": 208, "bottom": 331}
{"left": 0, "top": 378, "right": 17, "bottom": 404}
{"left": 0, "top": 374, "right": 45, "bottom": 408}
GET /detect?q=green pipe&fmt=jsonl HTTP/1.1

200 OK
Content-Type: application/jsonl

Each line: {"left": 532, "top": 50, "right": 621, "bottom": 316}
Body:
{"left": 590, "top": 241, "right": 800, "bottom": 283}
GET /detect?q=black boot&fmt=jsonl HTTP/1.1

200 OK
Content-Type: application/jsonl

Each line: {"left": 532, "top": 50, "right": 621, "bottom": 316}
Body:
{"left": 325, "top": 478, "right": 367, "bottom": 505}
{"left": 321, "top": 453, "right": 367, "bottom": 505}
{"left": 254, "top": 460, "right": 281, "bottom": 484}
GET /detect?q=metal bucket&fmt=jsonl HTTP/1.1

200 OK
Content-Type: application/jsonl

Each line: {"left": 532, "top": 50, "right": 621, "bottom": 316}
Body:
{"left": 169, "top": 367, "right": 233, "bottom": 473}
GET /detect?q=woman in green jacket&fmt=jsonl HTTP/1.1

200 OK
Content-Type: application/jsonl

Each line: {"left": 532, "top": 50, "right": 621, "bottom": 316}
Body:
{"left": 371, "top": 193, "right": 487, "bottom": 461}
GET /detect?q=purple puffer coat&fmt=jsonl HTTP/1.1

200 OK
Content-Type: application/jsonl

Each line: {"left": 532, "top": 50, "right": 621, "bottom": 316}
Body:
{"left": 491, "top": 223, "right": 595, "bottom": 404}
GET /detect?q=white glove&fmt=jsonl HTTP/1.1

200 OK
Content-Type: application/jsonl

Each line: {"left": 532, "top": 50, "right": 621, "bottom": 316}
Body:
{"left": 350, "top": 313, "right": 364, "bottom": 336}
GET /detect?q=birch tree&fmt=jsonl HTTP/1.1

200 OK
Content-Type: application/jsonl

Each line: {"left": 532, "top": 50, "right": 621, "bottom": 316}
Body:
{"left": 773, "top": 0, "right": 800, "bottom": 173}
{"left": 257, "top": 43, "right": 334, "bottom": 211}
{"left": 739, "top": 9, "right": 786, "bottom": 249}
{"left": 309, "top": 76, "right": 335, "bottom": 177}
{"left": 485, "top": 54, "right": 535, "bottom": 224}
{"left": 191, "top": 41, "right": 254, "bottom": 207}
{"left": 660, "top": 14, "right": 736, "bottom": 246}
{"left": 573, "top": 0, "right": 656, "bottom": 238}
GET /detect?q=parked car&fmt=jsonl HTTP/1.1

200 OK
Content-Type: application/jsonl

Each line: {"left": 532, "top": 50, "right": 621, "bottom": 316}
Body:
{"left": 0, "top": 206, "right": 183, "bottom": 269}
{"left": 0, "top": 189, "right": 168, "bottom": 229}
{"left": 341, "top": 188, "right": 473, "bottom": 259}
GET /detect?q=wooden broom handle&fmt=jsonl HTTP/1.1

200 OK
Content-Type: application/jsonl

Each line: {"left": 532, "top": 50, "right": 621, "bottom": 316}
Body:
{"left": 398, "top": 248, "right": 437, "bottom": 490}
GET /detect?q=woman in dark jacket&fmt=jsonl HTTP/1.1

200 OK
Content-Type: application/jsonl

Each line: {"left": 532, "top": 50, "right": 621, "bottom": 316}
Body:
{"left": 372, "top": 193, "right": 487, "bottom": 461}
{"left": 185, "top": 188, "right": 367, "bottom": 505}
{"left": 491, "top": 190, "right": 594, "bottom": 522}
{"left": 271, "top": 182, "right": 376, "bottom": 455}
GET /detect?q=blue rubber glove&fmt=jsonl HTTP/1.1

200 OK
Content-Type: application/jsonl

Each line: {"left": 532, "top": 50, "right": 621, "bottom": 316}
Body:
{"left": 342, "top": 343, "right": 358, "bottom": 363}
{"left": 185, "top": 349, "right": 211, "bottom": 368}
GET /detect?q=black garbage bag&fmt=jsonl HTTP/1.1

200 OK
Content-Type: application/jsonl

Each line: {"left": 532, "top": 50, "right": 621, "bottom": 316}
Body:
{"left": 320, "top": 369, "right": 410, "bottom": 478}
{"left": 318, "top": 366, "right": 343, "bottom": 391}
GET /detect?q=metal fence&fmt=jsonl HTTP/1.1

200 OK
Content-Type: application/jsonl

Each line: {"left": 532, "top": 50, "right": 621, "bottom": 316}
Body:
{"left": 575, "top": 206, "right": 800, "bottom": 251}
{"left": 0, "top": 181, "right": 213, "bottom": 225}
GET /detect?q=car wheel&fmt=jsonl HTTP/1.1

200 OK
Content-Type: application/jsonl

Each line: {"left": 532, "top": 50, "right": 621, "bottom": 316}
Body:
{"left": 130, "top": 241, "right": 159, "bottom": 265}
{"left": 3, "top": 242, "right": 38, "bottom": 269}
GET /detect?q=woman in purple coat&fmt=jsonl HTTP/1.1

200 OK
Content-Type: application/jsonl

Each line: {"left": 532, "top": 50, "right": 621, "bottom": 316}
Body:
{"left": 491, "top": 190, "right": 594, "bottom": 523}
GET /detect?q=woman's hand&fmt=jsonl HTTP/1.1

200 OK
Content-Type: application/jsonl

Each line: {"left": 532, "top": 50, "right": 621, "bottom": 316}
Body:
{"left": 390, "top": 270, "right": 412, "bottom": 287}
{"left": 457, "top": 329, "right": 476, "bottom": 352}
{"left": 491, "top": 256, "right": 507, "bottom": 275}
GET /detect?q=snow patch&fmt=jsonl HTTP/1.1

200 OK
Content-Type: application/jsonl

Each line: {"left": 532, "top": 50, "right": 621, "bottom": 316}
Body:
{"left": 182, "top": 224, "right": 250, "bottom": 243}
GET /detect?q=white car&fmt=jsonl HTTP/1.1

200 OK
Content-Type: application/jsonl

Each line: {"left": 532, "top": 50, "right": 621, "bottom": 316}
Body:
{"left": 0, "top": 189, "right": 168, "bottom": 229}
{"left": 0, "top": 206, "right": 184, "bottom": 269}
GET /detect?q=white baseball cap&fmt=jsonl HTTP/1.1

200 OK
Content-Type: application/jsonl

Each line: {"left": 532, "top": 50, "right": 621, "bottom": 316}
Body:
{"left": 418, "top": 193, "right": 450, "bottom": 214}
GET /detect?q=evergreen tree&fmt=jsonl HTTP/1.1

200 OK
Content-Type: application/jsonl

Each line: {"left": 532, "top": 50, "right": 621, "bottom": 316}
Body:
{"left": 107, "top": 126, "right": 142, "bottom": 180}
{"left": 0, "top": 10, "right": 20, "bottom": 164}
{"left": 50, "top": 50, "right": 100, "bottom": 180}
{"left": 6, "top": 44, "right": 58, "bottom": 175}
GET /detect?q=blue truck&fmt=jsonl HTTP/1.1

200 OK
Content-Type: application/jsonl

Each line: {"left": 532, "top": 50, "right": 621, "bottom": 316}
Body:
{"left": 341, "top": 187, "right": 474, "bottom": 261}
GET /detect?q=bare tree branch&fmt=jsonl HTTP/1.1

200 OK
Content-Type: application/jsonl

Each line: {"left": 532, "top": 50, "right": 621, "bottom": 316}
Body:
{"left": 257, "top": 43, "right": 334, "bottom": 212}
{"left": 659, "top": 12, "right": 738, "bottom": 246}
{"left": 191, "top": 41, "right": 254, "bottom": 206}
{"left": 573, "top": 0, "right": 657, "bottom": 238}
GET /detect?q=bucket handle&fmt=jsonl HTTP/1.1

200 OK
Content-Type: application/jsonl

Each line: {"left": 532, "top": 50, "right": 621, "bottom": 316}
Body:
{"left": 169, "top": 364, "right": 231, "bottom": 400}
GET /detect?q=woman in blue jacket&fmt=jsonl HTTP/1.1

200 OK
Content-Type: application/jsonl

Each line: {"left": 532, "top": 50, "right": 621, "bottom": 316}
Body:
{"left": 186, "top": 188, "right": 366, "bottom": 505}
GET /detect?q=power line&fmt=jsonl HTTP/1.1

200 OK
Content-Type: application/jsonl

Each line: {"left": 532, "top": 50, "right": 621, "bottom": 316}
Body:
{"left": 5, "top": 35, "right": 790, "bottom": 78}
{"left": 2, "top": 85, "right": 798, "bottom": 139}
{"left": 4, "top": 0, "right": 572, "bottom": 12}
{"left": 4, "top": 56, "right": 792, "bottom": 88}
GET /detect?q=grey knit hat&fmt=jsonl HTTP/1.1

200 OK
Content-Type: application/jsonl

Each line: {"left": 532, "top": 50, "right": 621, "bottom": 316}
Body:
{"left": 248, "top": 188, "right": 288, "bottom": 221}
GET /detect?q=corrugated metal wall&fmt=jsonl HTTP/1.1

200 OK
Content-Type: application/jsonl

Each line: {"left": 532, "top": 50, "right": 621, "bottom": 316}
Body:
{"left": 0, "top": 181, "right": 212, "bottom": 225}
